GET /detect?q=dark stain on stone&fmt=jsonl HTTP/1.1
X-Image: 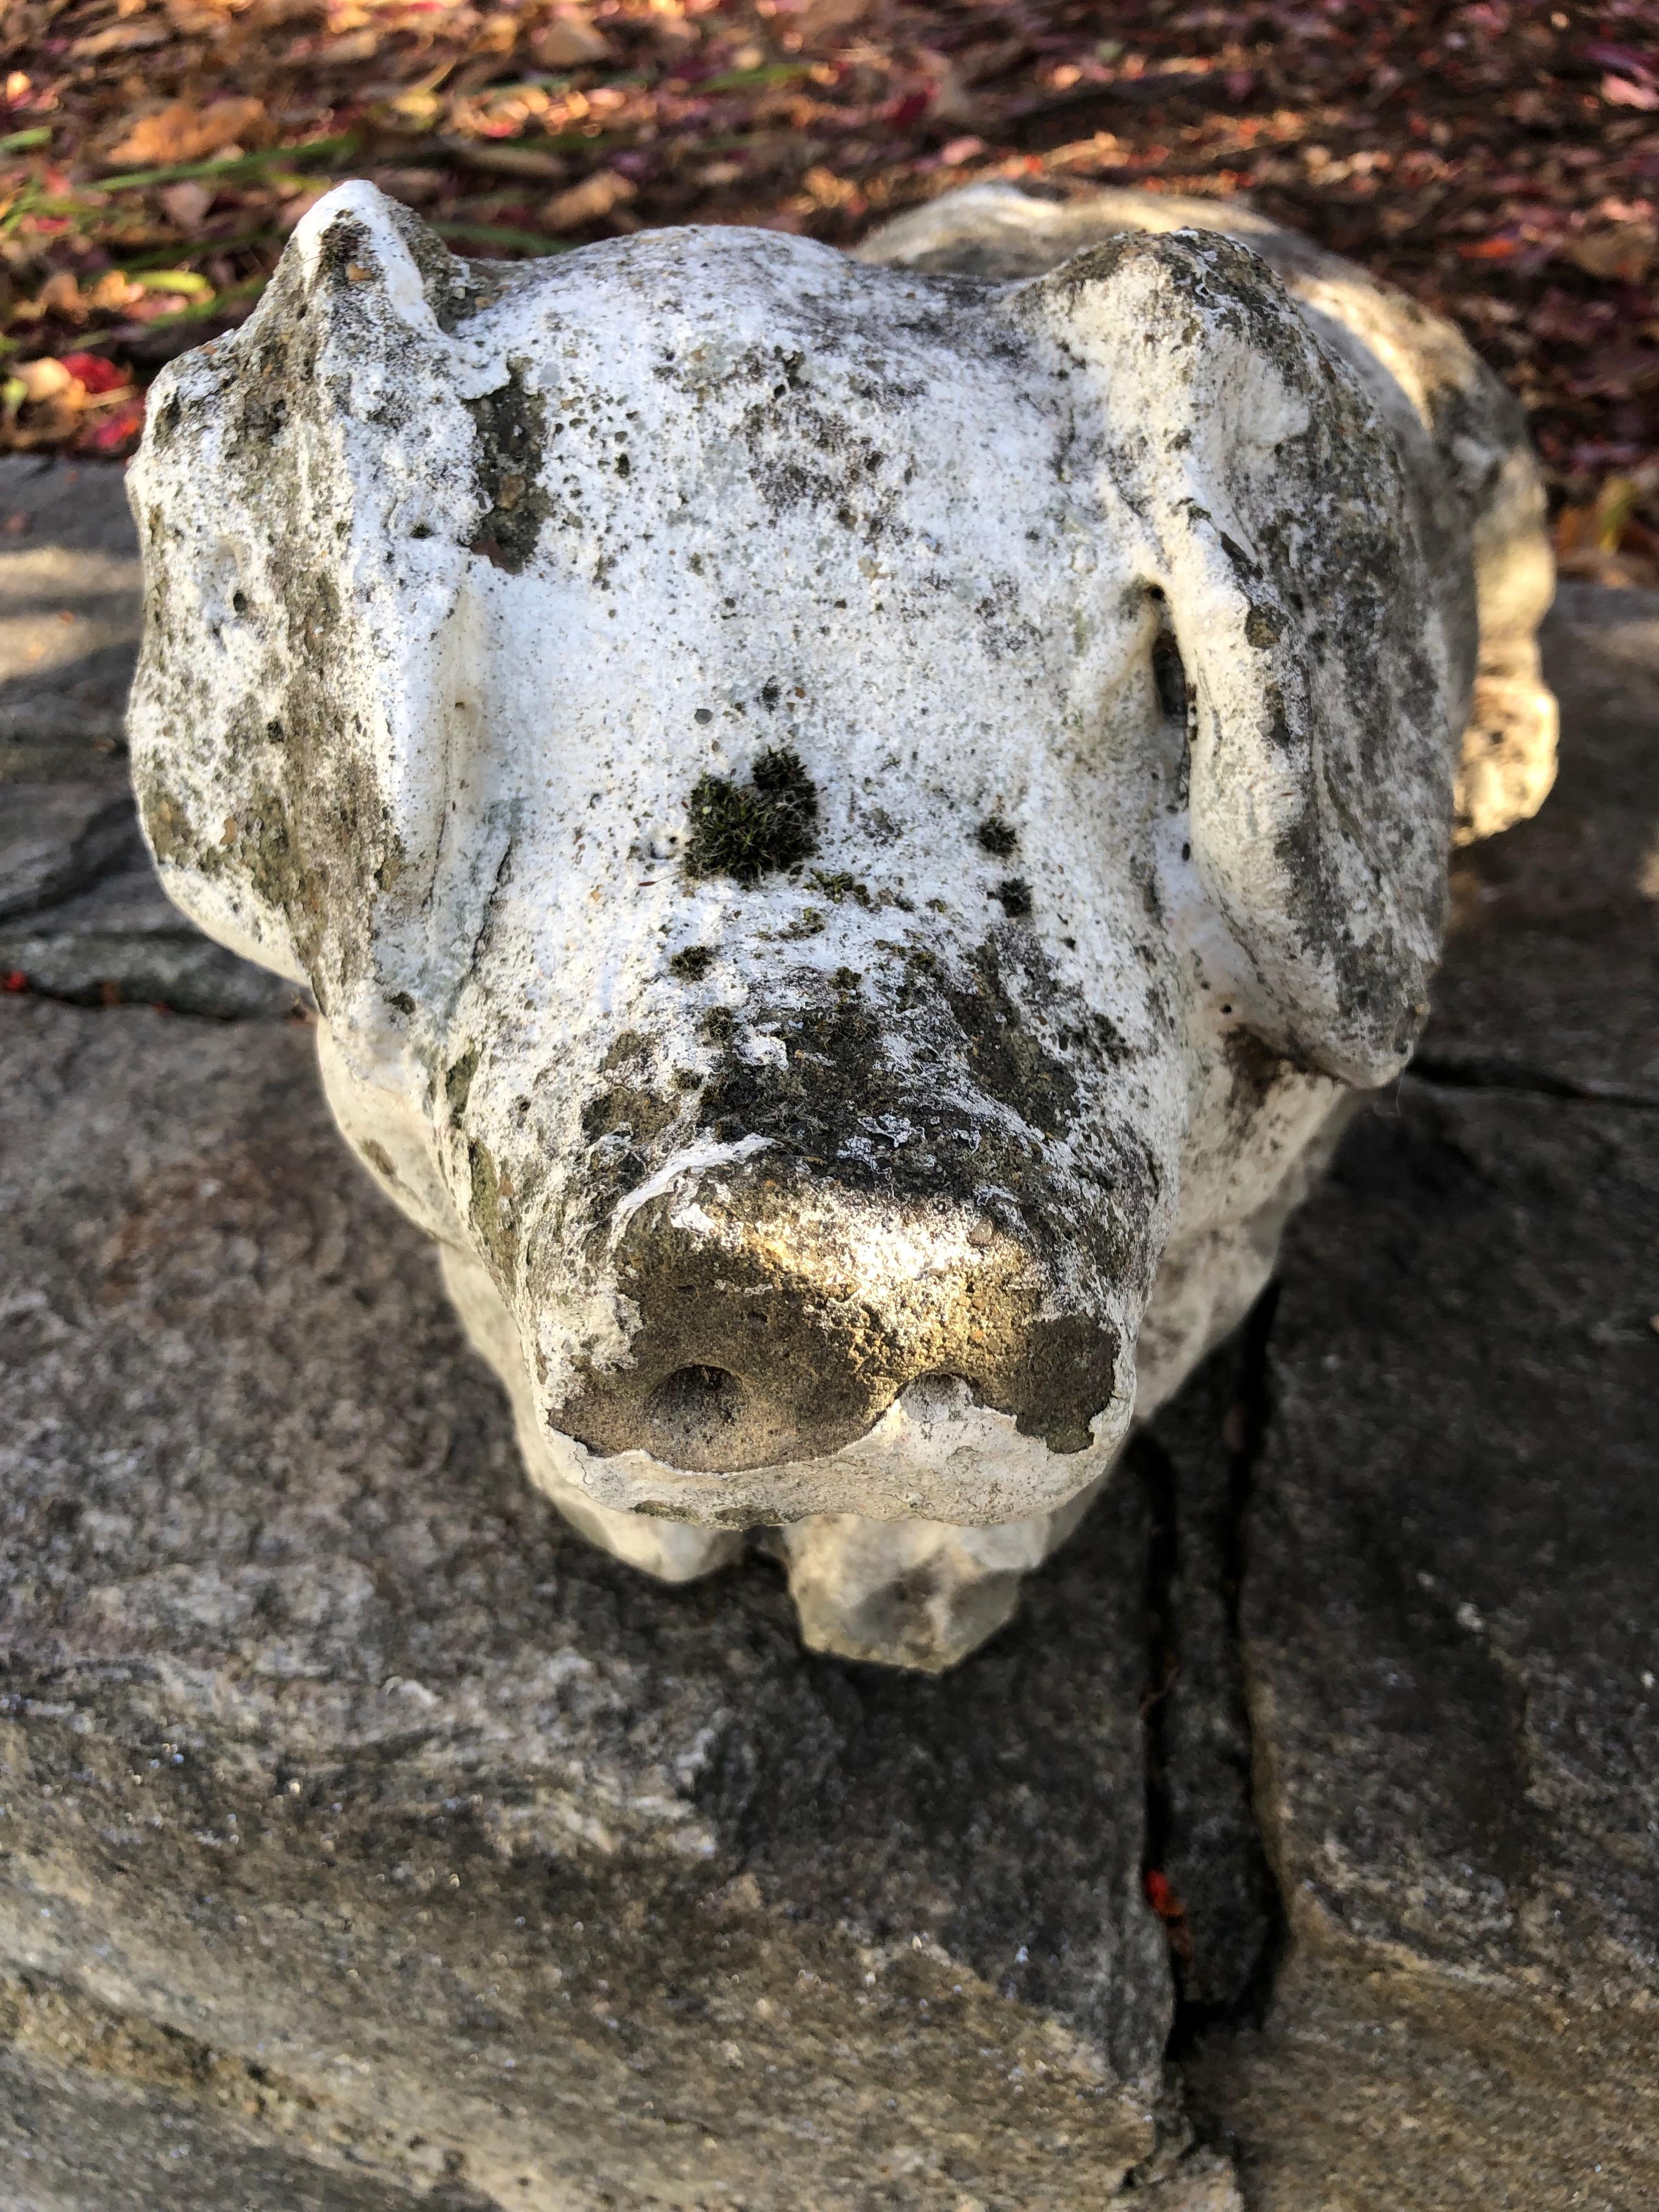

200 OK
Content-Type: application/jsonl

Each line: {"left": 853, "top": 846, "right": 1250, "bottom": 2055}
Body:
{"left": 1152, "top": 628, "right": 1189, "bottom": 725}
{"left": 465, "top": 361, "right": 550, "bottom": 573}
{"left": 469, "top": 1137, "right": 518, "bottom": 1280}
{"left": 445, "top": 1046, "right": 479, "bottom": 1119}
{"left": 939, "top": 939, "right": 1078, "bottom": 1138}
{"left": 581, "top": 1081, "right": 676, "bottom": 1149}
{"left": 1222, "top": 1029, "right": 1296, "bottom": 1136}
{"left": 684, "top": 747, "right": 819, "bottom": 884}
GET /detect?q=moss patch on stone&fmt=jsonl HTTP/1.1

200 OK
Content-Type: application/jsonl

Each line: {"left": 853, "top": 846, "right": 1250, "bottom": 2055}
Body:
{"left": 684, "top": 746, "right": 818, "bottom": 885}
{"left": 464, "top": 360, "right": 551, "bottom": 573}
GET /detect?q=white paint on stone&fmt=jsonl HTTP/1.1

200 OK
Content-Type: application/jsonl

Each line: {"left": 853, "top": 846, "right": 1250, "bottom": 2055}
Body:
{"left": 125, "top": 179, "right": 1554, "bottom": 1669}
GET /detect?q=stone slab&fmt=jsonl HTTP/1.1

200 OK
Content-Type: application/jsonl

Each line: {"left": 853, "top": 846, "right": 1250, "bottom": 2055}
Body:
{"left": 1425, "top": 581, "right": 1659, "bottom": 1103}
{"left": 1178, "top": 582, "right": 1659, "bottom": 2206}
{"left": 0, "top": 994, "right": 1179, "bottom": 2210}
{"left": 0, "top": 843, "right": 299, "bottom": 1016}
{"left": 0, "top": 455, "right": 142, "bottom": 775}
{"left": 0, "top": 461, "right": 294, "bottom": 1017}
{"left": 1, "top": 2034, "right": 444, "bottom": 2212}
{"left": 1184, "top": 1079, "right": 1659, "bottom": 2207}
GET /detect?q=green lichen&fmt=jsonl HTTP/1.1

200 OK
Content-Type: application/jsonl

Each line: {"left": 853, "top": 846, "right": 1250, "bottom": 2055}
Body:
{"left": 469, "top": 1138, "right": 517, "bottom": 1279}
{"left": 445, "top": 1046, "right": 479, "bottom": 1119}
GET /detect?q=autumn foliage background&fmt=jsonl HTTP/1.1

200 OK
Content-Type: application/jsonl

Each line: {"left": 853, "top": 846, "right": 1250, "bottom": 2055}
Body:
{"left": 2, "top": 0, "right": 1656, "bottom": 579}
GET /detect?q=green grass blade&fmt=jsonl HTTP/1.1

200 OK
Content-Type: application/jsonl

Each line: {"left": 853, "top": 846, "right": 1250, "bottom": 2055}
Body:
{"left": 91, "top": 134, "right": 358, "bottom": 196}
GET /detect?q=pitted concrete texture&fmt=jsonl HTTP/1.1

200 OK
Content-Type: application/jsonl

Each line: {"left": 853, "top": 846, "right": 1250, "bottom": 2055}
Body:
{"left": 0, "top": 456, "right": 293, "bottom": 1016}
{"left": 0, "top": 993, "right": 1184, "bottom": 2210}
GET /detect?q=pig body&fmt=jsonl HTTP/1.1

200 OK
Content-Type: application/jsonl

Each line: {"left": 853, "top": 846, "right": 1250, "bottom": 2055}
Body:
{"left": 127, "top": 180, "right": 1554, "bottom": 1669}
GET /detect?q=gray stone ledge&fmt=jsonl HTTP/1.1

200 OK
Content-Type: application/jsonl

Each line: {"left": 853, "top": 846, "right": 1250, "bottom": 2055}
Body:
{"left": 0, "top": 996, "right": 1177, "bottom": 2210}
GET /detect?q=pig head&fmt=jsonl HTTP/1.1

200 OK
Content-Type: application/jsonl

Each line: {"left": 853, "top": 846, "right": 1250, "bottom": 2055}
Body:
{"left": 127, "top": 183, "right": 1460, "bottom": 1667}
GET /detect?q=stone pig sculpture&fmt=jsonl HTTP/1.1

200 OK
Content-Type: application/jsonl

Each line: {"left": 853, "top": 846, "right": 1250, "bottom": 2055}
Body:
{"left": 127, "top": 178, "right": 1555, "bottom": 1671}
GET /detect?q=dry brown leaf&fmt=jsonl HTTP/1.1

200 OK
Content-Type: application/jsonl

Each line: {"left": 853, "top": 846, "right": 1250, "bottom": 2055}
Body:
{"left": 38, "top": 272, "right": 87, "bottom": 319}
{"left": 16, "top": 359, "right": 76, "bottom": 404}
{"left": 531, "top": 10, "right": 610, "bottom": 69}
{"left": 803, "top": 166, "right": 861, "bottom": 210}
{"left": 1564, "top": 224, "right": 1657, "bottom": 284}
{"left": 313, "top": 31, "right": 379, "bottom": 65}
{"left": 160, "top": 180, "right": 215, "bottom": 229}
{"left": 543, "top": 169, "right": 636, "bottom": 229}
{"left": 86, "top": 270, "right": 141, "bottom": 310}
{"left": 800, "top": 0, "right": 874, "bottom": 30}
{"left": 106, "top": 96, "right": 267, "bottom": 169}
{"left": 71, "top": 21, "right": 169, "bottom": 55}
{"left": 370, "top": 167, "right": 444, "bottom": 206}
{"left": 442, "top": 137, "right": 571, "bottom": 180}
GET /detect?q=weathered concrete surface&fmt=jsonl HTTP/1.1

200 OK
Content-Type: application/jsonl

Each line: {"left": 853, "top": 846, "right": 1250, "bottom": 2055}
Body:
{"left": 1181, "top": 586, "right": 1659, "bottom": 2208}
{"left": 0, "top": 994, "right": 1183, "bottom": 2209}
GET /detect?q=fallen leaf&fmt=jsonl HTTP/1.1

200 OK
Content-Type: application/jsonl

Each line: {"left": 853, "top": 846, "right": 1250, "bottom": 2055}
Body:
{"left": 16, "top": 358, "right": 75, "bottom": 403}
{"left": 71, "top": 21, "right": 169, "bottom": 55}
{"left": 531, "top": 10, "right": 610, "bottom": 68}
{"left": 106, "top": 96, "right": 267, "bottom": 170}
{"left": 160, "top": 179, "right": 215, "bottom": 228}
{"left": 59, "top": 353, "right": 129, "bottom": 394}
{"left": 1602, "top": 74, "right": 1659, "bottom": 111}
{"left": 1564, "top": 224, "right": 1657, "bottom": 283}
{"left": 80, "top": 395, "right": 146, "bottom": 457}
{"left": 542, "top": 169, "right": 636, "bottom": 229}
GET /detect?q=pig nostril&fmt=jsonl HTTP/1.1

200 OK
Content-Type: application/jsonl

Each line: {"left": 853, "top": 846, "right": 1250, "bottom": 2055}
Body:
{"left": 901, "top": 1371, "right": 982, "bottom": 1419}
{"left": 642, "top": 1365, "right": 746, "bottom": 1452}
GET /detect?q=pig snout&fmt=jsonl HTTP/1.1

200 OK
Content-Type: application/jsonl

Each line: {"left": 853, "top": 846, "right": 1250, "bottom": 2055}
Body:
{"left": 548, "top": 1151, "right": 1122, "bottom": 1476}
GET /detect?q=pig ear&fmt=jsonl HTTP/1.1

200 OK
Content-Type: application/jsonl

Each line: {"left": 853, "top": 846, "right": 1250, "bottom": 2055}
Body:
{"left": 1017, "top": 232, "right": 1457, "bottom": 1086}
{"left": 127, "top": 187, "right": 479, "bottom": 1015}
